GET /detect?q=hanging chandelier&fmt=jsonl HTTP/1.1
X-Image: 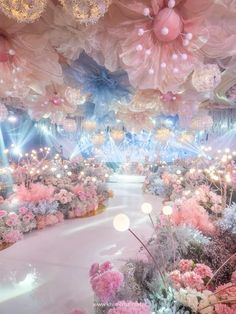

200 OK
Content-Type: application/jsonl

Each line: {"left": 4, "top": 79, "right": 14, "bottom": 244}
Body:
{"left": 59, "top": 0, "right": 110, "bottom": 24}
{"left": 0, "top": 0, "right": 47, "bottom": 23}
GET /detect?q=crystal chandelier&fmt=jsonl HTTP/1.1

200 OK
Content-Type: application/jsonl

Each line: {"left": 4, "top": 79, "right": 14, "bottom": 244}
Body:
{"left": 0, "top": 0, "right": 48, "bottom": 23}
{"left": 59, "top": 0, "right": 110, "bottom": 24}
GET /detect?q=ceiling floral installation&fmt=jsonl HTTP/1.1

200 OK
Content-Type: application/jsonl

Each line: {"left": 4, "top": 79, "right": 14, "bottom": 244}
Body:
{"left": 0, "top": 0, "right": 235, "bottom": 134}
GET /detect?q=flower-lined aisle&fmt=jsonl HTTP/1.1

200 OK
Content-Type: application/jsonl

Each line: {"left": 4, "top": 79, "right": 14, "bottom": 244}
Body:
{"left": 0, "top": 149, "right": 113, "bottom": 250}
{"left": 73, "top": 148, "right": 236, "bottom": 314}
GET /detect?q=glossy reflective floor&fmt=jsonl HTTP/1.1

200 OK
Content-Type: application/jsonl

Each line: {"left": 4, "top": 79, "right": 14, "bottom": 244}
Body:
{"left": 0, "top": 180, "right": 161, "bottom": 314}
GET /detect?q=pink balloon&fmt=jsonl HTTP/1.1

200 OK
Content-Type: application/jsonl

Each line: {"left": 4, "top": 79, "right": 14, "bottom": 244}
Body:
{"left": 153, "top": 8, "right": 183, "bottom": 42}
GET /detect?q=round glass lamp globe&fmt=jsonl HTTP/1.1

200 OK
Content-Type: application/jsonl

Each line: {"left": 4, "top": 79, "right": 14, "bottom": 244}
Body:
{"left": 113, "top": 214, "right": 130, "bottom": 232}
{"left": 162, "top": 205, "right": 173, "bottom": 216}
{"left": 141, "top": 202, "right": 153, "bottom": 214}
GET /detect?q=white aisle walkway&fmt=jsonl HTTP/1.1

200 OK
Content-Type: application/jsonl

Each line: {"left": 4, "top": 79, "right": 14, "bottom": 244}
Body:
{"left": 0, "top": 181, "right": 162, "bottom": 314}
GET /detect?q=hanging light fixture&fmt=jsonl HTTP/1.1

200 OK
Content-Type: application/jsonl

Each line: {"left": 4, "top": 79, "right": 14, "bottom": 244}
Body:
{"left": 155, "top": 128, "right": 173, "bottom": 142}
{"left": 82, "top": 119, "right": 97, "bottom": 131}
{"left": 111, "top": 129, "right": 124, "bottom": 142}
{"left": 59, "top": 0, "right": 110, "bottom": 24}
{"left": 0, "top": 0, "right": 48, "bottom": 23}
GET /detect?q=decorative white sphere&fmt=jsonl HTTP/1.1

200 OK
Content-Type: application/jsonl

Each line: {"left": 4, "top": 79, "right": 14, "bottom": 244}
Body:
{"left": 136, "top": 44, "right": 143, "bottom": 51}
{"left": 141, "top": 202, "right": 153, "bottom": 214}
{"left": 161, "top": 27, "right": 169, "bottom": 35}
{"left": 143, "top": 8, "right": 150, "bottom": 16}
{"left": 168, "top": 0, "right": 176, "bottom": 8}
{"left": 8, "top": 49, "right": 15, "bottom": 56}
{"left": 161, "top": 62, "right": 167, "bottom": 68}
{"left": 148, "top": 68, "right": 154, "bottom": 75}
{"left": 172, "top": 53, "right": 178, "bottom": 60}
{"left": 113, "top": 214, "right": 130, "bottom": 232}
{"left": 186, "top": 32, "right": 193, "bottom": 40}
{"left": 181, "top": 53, "right": 188, "bottom": 60}
{"left": 162, "top": 205, "right": 173, "bottom": 216}
{"left": 182, "top": 39, "right": 189, "bottom": 46}
{"left": 138, "top": 28, "right": 145, "bottom": 36}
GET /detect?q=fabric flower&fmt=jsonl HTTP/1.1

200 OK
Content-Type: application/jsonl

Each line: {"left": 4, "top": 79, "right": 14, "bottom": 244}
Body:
{"left": 63, "top": 52, "right": 132, "bottom": 118}
{"left": 169, "top": 270, "right": 182, "bottom": 289}
{"left": 3, "top": 229, "right": 22, "bottom": 243}
{"left": 90, "top": 0, "right": 213, "bottom": 92}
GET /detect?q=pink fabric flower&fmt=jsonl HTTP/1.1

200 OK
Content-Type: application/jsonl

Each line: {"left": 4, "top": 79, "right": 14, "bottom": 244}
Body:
{"left": 182, "top": 271, "right": 204, "bottom": 291}
{"left": 16, "top": 183, "right": 54, "bottom": 202}
{"left": 5, "top": 213, "right": 19, "bottom": 227}
{"left": 108, "top": 301, "right": 150, "bottom": 314}
{"left": 90, "top": 0, "right": 213, "bottom": 92}
{"left": 194, "top": 263, "right": 213, "bottom": 279}
{"left": 178, "top": 259, "right": 194, "bottom": 272}
{"left": 215, "top": 283, "right": 236, "bottom": 299}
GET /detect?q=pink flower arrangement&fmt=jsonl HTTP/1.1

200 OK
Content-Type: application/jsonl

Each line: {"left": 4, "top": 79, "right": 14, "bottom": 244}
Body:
{"left": 72, "top": 185, "right": 87, "bottom": 201}
{"left": 16, "top": 183, "right": 55, "bottom": 202}
{"left": 36, "top": 213, "right": 63, "bottom": 230}
{"left": 171, "top": 197, "right": 216, "bottom": 235}
{"left": 54, "top": 189, "right": 74, "bottom": 204}
{"left": 169, "top": 260, "right": 213, "bottom": 292}
{"left": 2, "top": 229, "right": 22, "bottom": 243}
{"left": 108, "top": 301, "right": 150, "bottom": 314}
{"left": 89, "top": 261, "right": 123, "bottom": 302}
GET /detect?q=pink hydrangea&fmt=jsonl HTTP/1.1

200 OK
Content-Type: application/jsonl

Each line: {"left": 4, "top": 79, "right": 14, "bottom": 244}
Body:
{"left": 108, "top": 301, "right": 150, "bottom": 314}
{"left": 22, "top": 212, "right": 34, "bottom": 223}
{"left": 215, "top": 304, "right": 236, "bottom": 314}
{"left": 5, "top": 213, "right": 19, "bottom": 226}
{"left": 182, "top": 271, "right": 204, "bottom": 291}
{"left": 19, "top": 207, "right": 28, "bottom": 215}
{"left": 91, "top": 270, "right": 123, "bottom": 302}
{"left": 194, "top": 263, "right": 213, "bottom": 279}
{"left": 3, "top": 230, "right": 22, "bottom": 243}
{"left": 178, "top": 259, "right": 194, "bottom": 272}
{"left": 215, "top": 283, "right": 236, "bottom": 299}
{"left": 169, "top": 270, "right": 182, "bottom": 289}
{"left": 100, "top": 261, "right": 113, "bottom": 273}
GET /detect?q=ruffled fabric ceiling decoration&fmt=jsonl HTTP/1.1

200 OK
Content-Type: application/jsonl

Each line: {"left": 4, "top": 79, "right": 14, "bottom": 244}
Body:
{"left": 0, "top": 0, "right": 235, "bottom": 135}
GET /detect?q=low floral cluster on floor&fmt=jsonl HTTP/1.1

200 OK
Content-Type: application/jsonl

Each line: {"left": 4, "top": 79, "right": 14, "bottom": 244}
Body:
{"left": 0, "top": 149, "right": 112, "bottom": 250}
{"left": 73, "top": 150, "right": 236, "bottom": 313}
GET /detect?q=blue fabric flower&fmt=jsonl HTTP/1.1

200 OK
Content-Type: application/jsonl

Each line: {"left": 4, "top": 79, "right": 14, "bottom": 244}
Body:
{"left": 63, "top": 52, "right": 132, "bottom": 118}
